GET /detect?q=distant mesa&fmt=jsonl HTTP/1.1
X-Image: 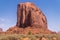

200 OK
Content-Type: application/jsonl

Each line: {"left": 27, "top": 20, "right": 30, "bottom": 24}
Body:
{"left": 0, "top": 28, "right": 3, "bottom": 34}
{"left": 57, "top": 31, "right": 60, "bottom": 34}
{"left": 6, "top": 2, "right": 56, "bottom": 34}
{"left": 0, "top": 28, "right": 3, "bottom": 32}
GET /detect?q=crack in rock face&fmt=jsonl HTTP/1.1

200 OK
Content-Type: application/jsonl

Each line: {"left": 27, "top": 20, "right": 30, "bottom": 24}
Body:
{"left": 16, "top": 2, "right": 47, "bottom": 29}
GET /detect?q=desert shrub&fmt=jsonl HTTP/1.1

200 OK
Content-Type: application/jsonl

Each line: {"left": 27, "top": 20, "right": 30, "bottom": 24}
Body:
{"left": 31, "top": 37, "right": 36, "bottom": 40}
{"left": 28, "top": 31, "right": 31, "bottom": 35}
{"left": 0, "top": 34, "right": 60, "bottom": 40}
{"left": 0, "top": 35, "right": 17, "bottom": 40}
{"left": 0, "top": 38, "right": 8, "bottom": 40}
{"left": 7, "top": 36, "right": 17, "bottom": 40}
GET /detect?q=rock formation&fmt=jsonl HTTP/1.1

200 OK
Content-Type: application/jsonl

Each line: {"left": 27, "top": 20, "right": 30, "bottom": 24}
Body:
{"left": 0, "top": 28, "right": 3, "bottom": 32}
{"left": 6, "top": 2, "right": 56, "bottom": 34}
{"left": 16, "top": 2, "right": 47, "bottom": 30}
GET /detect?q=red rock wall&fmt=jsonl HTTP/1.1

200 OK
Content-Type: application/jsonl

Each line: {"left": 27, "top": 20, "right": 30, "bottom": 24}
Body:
{"left": 16, "top": 2, "right": 47, "bottom": 29}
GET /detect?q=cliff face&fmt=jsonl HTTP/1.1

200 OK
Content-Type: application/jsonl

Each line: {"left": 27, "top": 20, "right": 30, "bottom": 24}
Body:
{"left": 16, "top": 2, "right": 47, "bottom": 29}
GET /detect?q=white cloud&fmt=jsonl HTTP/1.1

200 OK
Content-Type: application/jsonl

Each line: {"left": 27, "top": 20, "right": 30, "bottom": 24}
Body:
{"left": 0, "top": 18, "right": 5, "bottom": 22}
{"left": 0, "top": 17, "right": 11, "bottom": 23}
{"left": 0, "top": 17, "right": 10, "bottom": 31}
{"left": 0, "top": 17, "right": 16, "bottom": 31}
{"left": 0, "top": 23, "right": 8, "bottom": 31}
{"left": 0, "top": 24, "right": 4, "bottom": 28}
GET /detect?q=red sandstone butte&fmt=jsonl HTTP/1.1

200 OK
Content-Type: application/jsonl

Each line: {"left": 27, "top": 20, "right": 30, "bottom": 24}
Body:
{"left": 6, "top": 2, "right": 56, "bottom": 34}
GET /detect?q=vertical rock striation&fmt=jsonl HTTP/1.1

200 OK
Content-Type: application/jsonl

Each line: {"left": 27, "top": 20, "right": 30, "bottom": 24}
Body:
{"left": 16, "top": 2, "right": 47, "bottom": 29}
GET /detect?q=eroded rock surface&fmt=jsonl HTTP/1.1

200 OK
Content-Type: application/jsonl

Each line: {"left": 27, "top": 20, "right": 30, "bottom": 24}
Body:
{"left": 16, "top": 2, "right": 47, "bottom": 29}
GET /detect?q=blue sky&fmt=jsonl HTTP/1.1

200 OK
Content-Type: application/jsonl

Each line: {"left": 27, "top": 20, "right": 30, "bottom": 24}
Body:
{"left": 0, "top": 0, "right": 60, "bottom": 32}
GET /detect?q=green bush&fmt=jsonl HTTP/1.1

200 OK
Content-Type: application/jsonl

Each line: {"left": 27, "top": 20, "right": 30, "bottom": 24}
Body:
{"left": 28, "top": 31, "right": 31, "bottom": 35}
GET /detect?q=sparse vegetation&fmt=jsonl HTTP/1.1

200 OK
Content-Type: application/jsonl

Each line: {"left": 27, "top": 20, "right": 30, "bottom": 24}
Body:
{"left": 28, "top": 31, "right": 32, "bottom": 35}
{"left": 0, "top": 34, "right": 60, "bottom": 40}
